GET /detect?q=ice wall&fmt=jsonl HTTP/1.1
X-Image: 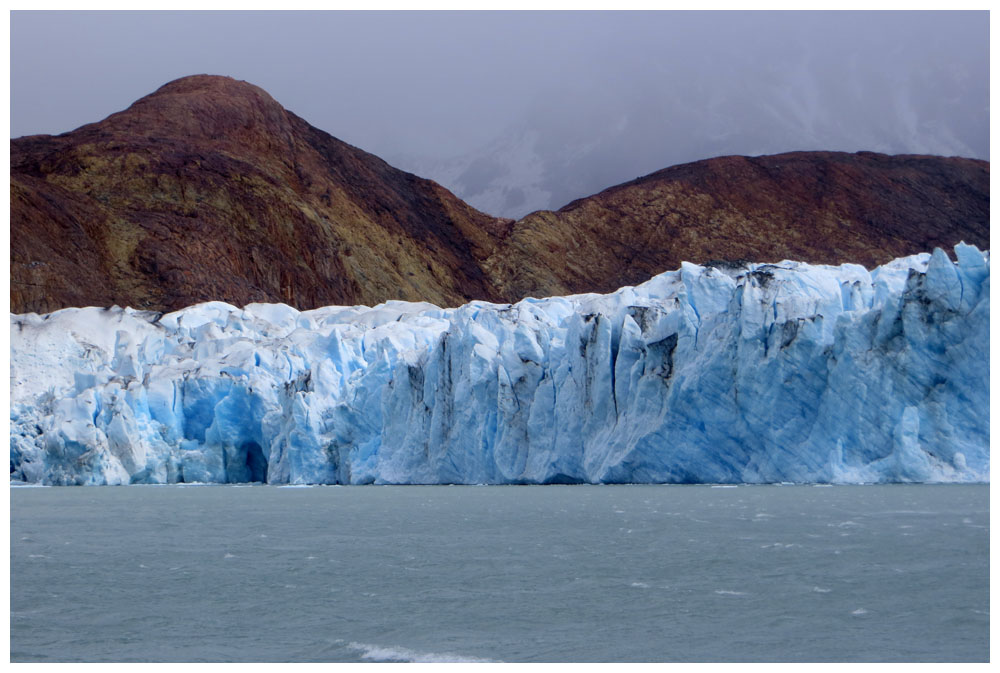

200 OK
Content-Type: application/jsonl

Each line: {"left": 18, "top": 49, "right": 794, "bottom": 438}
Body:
{"left": 10, "top": 245, "right": 989, "bottom": 485}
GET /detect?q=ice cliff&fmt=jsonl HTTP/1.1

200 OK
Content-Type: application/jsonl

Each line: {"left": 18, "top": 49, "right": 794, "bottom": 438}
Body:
{"left": 10, "top": 245, "right": 989, "bottom": 485}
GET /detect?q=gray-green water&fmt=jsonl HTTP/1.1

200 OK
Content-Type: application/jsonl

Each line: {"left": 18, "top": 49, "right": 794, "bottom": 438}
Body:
{"left": 10, "top": 484, "right": 989, "bottom": 662}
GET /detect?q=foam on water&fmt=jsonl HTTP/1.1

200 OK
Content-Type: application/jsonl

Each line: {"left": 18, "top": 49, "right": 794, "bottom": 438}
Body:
{"left": 347, "top": 642, "right": 500, "bottom": 663}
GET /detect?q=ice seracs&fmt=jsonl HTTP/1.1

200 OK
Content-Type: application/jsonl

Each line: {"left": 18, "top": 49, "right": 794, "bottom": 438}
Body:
{"left": 9, "top": 244, "right": 989, "bottom": 485}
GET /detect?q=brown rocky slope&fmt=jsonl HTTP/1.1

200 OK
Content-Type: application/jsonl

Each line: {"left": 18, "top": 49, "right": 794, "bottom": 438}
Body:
{"left": 11, "top": 75, "right": 989, "bottom": 314}
{"left": 484, "top": 151, "right": 989, "bottom": 300}
{"left": 11, "top": 75, "right": 512, "bottom": 314}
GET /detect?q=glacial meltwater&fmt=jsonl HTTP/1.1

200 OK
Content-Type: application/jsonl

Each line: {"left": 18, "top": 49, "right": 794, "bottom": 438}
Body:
{"left": 10, "top": 483, "right": 988, "bottom": 662}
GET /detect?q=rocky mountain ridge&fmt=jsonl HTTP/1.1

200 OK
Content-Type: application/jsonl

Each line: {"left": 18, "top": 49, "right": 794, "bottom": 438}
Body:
{"left": 12, "top": 75, "right": 512, "bottom": 314}
{"left": 486, "top": 150, "right": 989, "bottom": 300}
{"left": 10, "top": 75, "right": 990, "bottom": 314}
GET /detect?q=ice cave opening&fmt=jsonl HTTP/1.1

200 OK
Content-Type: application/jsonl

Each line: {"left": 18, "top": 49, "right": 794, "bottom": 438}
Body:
{"left": 244, "top": 442, "right": 268, "bottom": 484}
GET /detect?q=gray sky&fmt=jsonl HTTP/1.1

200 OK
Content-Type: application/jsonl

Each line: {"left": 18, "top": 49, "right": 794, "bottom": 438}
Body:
{"left": 10, "top": 11, "right": 990, "bottom": 217}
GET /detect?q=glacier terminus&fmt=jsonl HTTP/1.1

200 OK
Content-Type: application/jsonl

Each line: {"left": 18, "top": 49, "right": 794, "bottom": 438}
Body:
{"left": 10, "top": 245, "right": 989, "bottom": 485}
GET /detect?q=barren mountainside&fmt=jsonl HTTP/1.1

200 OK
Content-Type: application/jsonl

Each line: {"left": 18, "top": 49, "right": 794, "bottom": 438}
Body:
{"left": 11, "top": 75, "right": 512, "bottom": 314}
{"left": 10, "top": 75, "right": 989, "bottom": 314}
{"left": 485, "top": 151, "right": 990, "bottom": 300}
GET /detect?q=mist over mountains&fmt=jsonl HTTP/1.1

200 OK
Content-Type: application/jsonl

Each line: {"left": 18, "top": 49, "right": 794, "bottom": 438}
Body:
{"left": 12, "top": 12, "right": 987, "bottom": 221}
{"left": 387, "top": 13, "right": 988, "bottom": 218}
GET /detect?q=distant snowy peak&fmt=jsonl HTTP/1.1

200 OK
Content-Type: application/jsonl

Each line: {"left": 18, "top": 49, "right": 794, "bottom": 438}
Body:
{"left": 10, "top": 245, "right": 989, "bottom": 486}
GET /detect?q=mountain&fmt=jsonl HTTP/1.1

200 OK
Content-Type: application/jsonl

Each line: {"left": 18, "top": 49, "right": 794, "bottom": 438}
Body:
{"left": 11, "top": 75, "right": 513, "bottom": 314}
{"left": 484, "top": 151, "right": 990, "bottom": 301}
{"left": 391, "top": 31, "right": 988, "bottom": 221}
{"left": 10, "top": 245, "right": 989, "bottom": 485}
{"left": 10, "top": 75, "right": 989, "bottom": 315}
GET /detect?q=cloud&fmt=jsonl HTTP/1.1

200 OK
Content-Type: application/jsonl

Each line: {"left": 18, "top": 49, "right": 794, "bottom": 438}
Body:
{"left": 11, "top": 11, "right": 988, "bottom": 217}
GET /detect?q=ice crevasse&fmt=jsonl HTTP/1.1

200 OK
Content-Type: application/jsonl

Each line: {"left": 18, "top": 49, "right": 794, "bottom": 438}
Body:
{"left": 9, "top": 244, "right": 989, "bottom": 485}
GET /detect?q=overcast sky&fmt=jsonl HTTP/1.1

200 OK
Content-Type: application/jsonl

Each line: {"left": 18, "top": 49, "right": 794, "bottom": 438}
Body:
{"left": 10, "top": 10, "right": 990, "bottom": 217}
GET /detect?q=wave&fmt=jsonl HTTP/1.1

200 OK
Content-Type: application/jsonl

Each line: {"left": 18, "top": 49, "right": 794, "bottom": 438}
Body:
{"left": 346, "top": 641, "right": 498, "bottom": 663}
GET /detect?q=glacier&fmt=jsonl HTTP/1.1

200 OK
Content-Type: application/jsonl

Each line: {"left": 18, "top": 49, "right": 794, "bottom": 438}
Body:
{"left": 10, "top": 244, "right": 989, "bottom": 485}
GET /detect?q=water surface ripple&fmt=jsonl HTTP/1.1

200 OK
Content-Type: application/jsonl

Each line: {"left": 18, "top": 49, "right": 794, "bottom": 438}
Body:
{"left": 10, "top": 484, "right": 988, "bottom": 662}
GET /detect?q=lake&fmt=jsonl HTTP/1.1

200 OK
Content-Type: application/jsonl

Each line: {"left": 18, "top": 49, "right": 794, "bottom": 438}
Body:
{"left": 10, "top": 483, "right": 989, "bottom": 662}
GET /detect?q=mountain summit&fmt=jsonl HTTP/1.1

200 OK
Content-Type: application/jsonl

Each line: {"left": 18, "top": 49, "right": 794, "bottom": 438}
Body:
{"left": 11, "top": 75, "right": 989, "bottom": 314}
{"left": 12, "top": 74, "right": 512, "bottom": 313}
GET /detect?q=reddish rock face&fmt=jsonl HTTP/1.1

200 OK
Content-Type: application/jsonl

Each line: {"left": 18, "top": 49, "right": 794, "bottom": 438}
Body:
{"left": 484, "top": 152, "right": 990, "bottom": 301}
{"left": 11, "top": 75, "right": 512, "bottom": 314}
{"left": 10, "top": 75, "right": 989, "bottom": 314}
